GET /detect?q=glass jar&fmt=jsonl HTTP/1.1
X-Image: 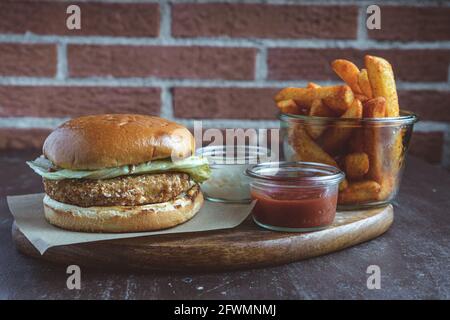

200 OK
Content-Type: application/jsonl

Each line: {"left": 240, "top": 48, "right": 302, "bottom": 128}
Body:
{"left": 246, "top": 161, "right": 344, "bottom": 232}
{"left": 195, "top": 145, "right": 272, "bottom": 203}
{"left": 279, "top": 110, "right": 418, "bottom": 210}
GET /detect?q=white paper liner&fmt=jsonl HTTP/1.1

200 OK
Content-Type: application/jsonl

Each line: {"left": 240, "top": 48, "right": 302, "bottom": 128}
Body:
{"left": 7, "top": 193, "right": 255, "bottom": 255}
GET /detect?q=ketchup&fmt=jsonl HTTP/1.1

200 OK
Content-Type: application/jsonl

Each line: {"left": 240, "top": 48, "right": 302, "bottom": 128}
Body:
{"left": 246, "top": 161, "right": 344, "bottom": 232}
{"left": 251, "top": 188, "right": 338, "bottom": 230}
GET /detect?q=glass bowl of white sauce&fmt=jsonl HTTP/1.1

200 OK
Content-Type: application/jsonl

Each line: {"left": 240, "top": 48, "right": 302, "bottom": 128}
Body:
{"left": 196, "top": 145, "right": 272, "bottom": 203}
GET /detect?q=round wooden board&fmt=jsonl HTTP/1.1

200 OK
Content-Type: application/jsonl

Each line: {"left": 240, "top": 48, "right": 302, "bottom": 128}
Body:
{"left": 12, "top": 205, "right": 393, "bottom": 272}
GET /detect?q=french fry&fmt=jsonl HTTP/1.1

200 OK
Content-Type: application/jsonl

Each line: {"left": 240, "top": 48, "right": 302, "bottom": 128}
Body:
{"left": 320, "top": 99, "right": 363, "bottom": 154}
{"left": 391, "top": 132, "right": 404, "bottom": 175}
{"left": 322, "top": 85, "right": 355, "bottom": 114}
{"left": 365, "top": 56, "right": 402, "bottom": 199}
{"left": 307, "top": 82, "right": 321, "bottom": 89}
{"left": 355, "top": 94, "right": 369, "bottom": 102}
{"left": 275, "top": 85, "right": 354, "bottom": 113}
{"left": 363, "top": 96, "right": 398, "bottom": 201}
{"left": 365, "top": 55, "right": 400, "bottom": 117}
{"left": 344, "top": 152, "right": 369, "bottom": 180}
{"left": 338, "top": 180, "right": 381, "bottom": 204}
{"left": 276, "top": 99, "right": 301, "bottom": 114}
{"left": 339, "top": 178, "right": 349, "bottom": 192}
{"left": 364, "top": 97, "right": 386, "bottom": 183}
{"left": 363, "top": 97, "right": 386, "bottom": 118}
{"left": 378, "top": 175, "right": 396, "bottom": 201}
{"left": 305, "top": 99, "right": 335, "bottom": 139}
{"left": 331, "top": 59, "right": 362, "bottom": 94}
{"left": 349, "top": 129, "right": 365, "bottom": 153}
{"left": 310, "top": 99, "right": 335, "bottom": 118}
{"left": 379, "top": 129, "right": 404, "bottom": 200}
{"left": 357, "top": 69, "right": 373, "bottom": 99}
{"left": 275, "top": 55, "right": 405, "bottom": 206}
{"left": 288, "top": 124, "right": 337, "bottom": 167}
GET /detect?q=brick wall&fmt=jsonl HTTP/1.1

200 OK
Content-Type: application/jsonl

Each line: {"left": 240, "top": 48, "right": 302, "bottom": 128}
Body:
{"left": 0, "top": 0, "right": 449, "bottom": 168}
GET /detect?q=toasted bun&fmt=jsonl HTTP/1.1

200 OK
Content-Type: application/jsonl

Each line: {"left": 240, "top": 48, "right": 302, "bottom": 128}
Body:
{"left": 43, "top": 185, "right": 203, "bottom": 233}
{"left": 43, "top": 114, "right": 194, "bottom": 170}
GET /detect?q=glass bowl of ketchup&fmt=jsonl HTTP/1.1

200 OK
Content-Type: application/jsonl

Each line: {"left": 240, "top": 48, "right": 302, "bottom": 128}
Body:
{"left": 246, "top": 162, "right": 345, "bottom": 232}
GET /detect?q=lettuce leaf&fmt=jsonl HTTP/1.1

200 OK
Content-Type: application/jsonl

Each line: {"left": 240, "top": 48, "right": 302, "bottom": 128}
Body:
{"left": 26, "top": 156, "right": 211, "bottom": 183}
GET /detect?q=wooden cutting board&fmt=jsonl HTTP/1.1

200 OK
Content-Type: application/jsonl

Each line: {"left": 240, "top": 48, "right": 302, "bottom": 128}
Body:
{"left": 12, "top": 205, "right": 393, "bottom": 271}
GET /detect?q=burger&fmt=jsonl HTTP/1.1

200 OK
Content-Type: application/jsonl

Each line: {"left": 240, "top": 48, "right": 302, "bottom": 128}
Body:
{"left": 26, "top": 114, "right": 210, "bottom": 233}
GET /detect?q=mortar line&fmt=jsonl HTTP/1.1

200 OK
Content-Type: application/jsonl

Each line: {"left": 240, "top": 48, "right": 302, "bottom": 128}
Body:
{"left": 160, "top": 85, "right": 175, "bottom": 120}
{"left": 255, "top": 46, "right": 268, "bottom": 81}
{"left": 159, "top": 0, "right": 172, "bottom": 40}
{"left": 56, "top": 42, "right": 68, "bottom": 80}
{"left": 1, "top": 117, "right": 449, "bottom": 131}
{"left": 0, "top": 117, "right": 280, "bottom": 129}
{"left": 356, "top": 3, "right": 368, "bottom": 45}
{"left": 1, "top": 34, "right": 450, "bottom": 50}
{"left": 0, "top": 77, "right": 448, "bottom": 91}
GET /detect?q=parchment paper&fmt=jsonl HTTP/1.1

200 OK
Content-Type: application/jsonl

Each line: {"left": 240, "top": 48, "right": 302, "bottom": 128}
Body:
{"left": 7, "top": 193, "right": 255, "bottom": 255}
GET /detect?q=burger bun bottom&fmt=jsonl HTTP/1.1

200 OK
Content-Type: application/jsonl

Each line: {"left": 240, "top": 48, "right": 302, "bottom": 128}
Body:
{"left": 43, "top": 185, "right": 203, "bottom": 233}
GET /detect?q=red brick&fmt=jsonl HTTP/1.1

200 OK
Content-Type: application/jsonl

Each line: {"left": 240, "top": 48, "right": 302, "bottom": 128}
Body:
{"left": 368, "top": 6, "right": 450, "bottom": 41}
{"left": 268, "top": 48, "right": 450, "bottom": 82}
{"left": 398, "top": 90, "right": 450, "bottom": 122}
{"left": 0, "top": 128, "right": 51, "bottom": 150}
{"left": 0, "top": 44, "right": 56, "bottom": 77}
{"left": 68, "top": 45, "right": 256, "bottom": 80}
{"left": 0, "top": 86, "right": 160, "bottom": 117}
{"left": 172, "top": 4, "right": 357, "bottom": 39}
{"left": 173, "top": 88, "right": 278, "bottom": 119}
{"left": 0, "top": 2, "right": 159, "bottom": 37}
{"left": 409, "top": 132, "right": 444, "bottom": 164}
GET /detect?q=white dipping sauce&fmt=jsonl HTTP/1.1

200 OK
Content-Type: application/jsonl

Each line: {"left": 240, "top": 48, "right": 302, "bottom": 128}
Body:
{"left": 200, "top": 163, "right": 251, "bottom": 202}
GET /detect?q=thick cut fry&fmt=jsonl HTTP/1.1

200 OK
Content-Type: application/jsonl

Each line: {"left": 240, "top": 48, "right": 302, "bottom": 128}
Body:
{"left": 363, "top": 96, "right": 398, "bottom": 201}
{"left": 355, "top": 94, "right": 369, "bottom": 102}
{"left": 275, "top": 85, "right": 354, "bottom": 113}
{"left": 390, "top": 132, "right": 404, "bottom": 176}
{"left": 276, "top": 99, "right": 301, "bottom": 114}
{"left": 339, "top": 178, "right": 349, "bottom": 192}
{"left": 364, "top": 98, "right": 386, "bottom": 184}
{"left": 378, "top": 175, "right": 396, "bottom": 201}
{"left": 358, "top": 69, "right": 373, "bottom": 99}
{"left": 320, "top": 99, "right": 363, "bottom": 154}
{"left": 288, "top": 124, "right": 337, "bottom": 167}
{"left": 363, "top": 97, "right": 386, "bottom": 118}
{"left": 305, "top": 99, "right": 335, "bottom": 139}
{"left": 307, "top": 82, "right": 321, "bottom": 89}
{"left": 363, "top": 96, "right": 402, "bottom": 200}
{"left": 379, "top": 129, "right": 403, "bottom": 200}
{"left": 338, "top": 180, "right": 381, "bottom": 204}
{"left": 322, "top": 85, "right": 355, "bottom": 114}
{"left": 349, "top": 129, "right": 365, "bottom": 153}
{"left": 365, "top": 55, "right": 399, "bottom": 117}
{"left": 331, "top": 59, "right": 362, "bottom": 94}
{"left": 344, "top": 152, "right": 369, "bottom": 180}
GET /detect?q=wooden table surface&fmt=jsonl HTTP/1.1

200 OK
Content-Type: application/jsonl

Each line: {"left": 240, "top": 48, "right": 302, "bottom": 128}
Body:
{"left": 1, "top": 150, "right": 449, "bottom": 300}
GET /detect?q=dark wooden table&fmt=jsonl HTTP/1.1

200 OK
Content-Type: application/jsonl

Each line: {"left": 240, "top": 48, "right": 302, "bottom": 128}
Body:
{"left": 1, "top": 150, "right": 449, "bottom": 299}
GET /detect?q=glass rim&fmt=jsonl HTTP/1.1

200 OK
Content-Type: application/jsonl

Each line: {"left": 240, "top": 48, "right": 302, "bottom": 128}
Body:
{"left": 245, "top": 161, "right": 345, "bottom": 184}
{"left": 278, "top": 109, "right": 418, "bottom": 125}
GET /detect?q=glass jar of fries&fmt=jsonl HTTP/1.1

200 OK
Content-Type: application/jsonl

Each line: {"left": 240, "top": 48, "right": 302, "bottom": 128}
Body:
{"left": 279, "top": 110, "right": 417, "bottom": 209}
